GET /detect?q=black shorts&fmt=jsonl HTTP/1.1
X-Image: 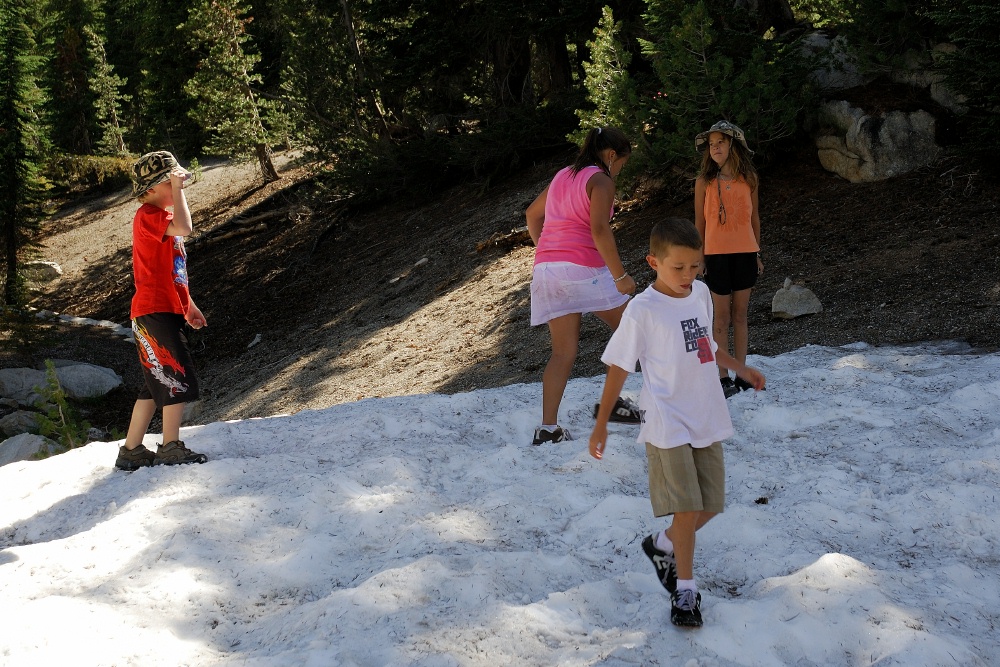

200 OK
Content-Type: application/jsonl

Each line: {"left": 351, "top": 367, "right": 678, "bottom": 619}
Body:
{"left": 703, "top": 253, "right": 758, "bottom": 295}
{"left": 132, "top": 313, "right": 200, "bottom": 407}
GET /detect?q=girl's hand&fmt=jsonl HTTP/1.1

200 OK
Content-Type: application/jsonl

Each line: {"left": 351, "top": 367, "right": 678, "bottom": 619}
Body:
{"left": 615, "top": 274, "right": 636, "bottom": 295}
{"left": 589, "top": 426, "right": 608, "bottom": 460}
{"left": 736, "top": 366, "right": 766, "bottom": 391}
{"left": 757, "top": 255, "right": 764, "bottom": 276}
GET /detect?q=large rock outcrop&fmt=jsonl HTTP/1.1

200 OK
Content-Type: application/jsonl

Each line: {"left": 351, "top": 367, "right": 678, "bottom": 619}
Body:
{"left": 816, "top": 100, "right": 941, "bottom": 183}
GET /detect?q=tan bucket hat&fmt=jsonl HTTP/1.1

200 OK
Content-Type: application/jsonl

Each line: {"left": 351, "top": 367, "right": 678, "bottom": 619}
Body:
{"left": 694, "top": 120, "right": 753, "bottom": 154}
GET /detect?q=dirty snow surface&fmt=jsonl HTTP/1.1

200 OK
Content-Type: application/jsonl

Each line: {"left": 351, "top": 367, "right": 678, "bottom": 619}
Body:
{"left": 2, "top": 341, "right": 998, "bottom": 666}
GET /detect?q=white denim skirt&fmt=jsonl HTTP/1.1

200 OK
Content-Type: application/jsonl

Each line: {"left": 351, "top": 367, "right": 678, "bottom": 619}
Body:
{"left": 530, "top": 262, "right": 629, "bottom": 326}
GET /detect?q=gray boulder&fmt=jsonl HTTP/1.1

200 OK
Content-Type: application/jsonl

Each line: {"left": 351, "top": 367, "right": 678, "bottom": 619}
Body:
{"left": 54, "top": 363, "right": 123, "bottom": 399}
{"left": 0, "top": 368, "right": 47, "bottom": 404}
{"left": 1, "top": 363, "right": 123, "bottom": 404}
{"left": 773, "top": 278, "right": 823, "bottom": 320}
{"left": 892, "top": 44, "right": 966, "bottom": 114}
{"left": 801, "top": 32, "right": 869, "bottom": 92}
{"left": 0, "top": 433, "right": 59, "bottom": 466}
{"left": 816, "top": 100, "right": 941, "bottom": 182}
{"left": 0, "top": 410, "right": 39, "bottom": 438}
{"left": 23, "top": 261, "right": 63, "bottom": 282}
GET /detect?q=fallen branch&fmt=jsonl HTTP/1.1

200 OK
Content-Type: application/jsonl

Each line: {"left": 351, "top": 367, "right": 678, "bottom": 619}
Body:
{"left": 476, "top": 225, "right": 531, "bottom": 252}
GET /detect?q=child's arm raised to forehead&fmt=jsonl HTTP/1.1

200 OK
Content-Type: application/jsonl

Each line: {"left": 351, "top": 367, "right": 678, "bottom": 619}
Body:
{"left": 165, "top": 168, "right": 193, "bottom": 237}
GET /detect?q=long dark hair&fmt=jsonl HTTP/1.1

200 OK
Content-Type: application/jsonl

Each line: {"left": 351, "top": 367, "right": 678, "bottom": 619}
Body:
{"left": 571, "top": 127, "right": 632, "bottom": 176}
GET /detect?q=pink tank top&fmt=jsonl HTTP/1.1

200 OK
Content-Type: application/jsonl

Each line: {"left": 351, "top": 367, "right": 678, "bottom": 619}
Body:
{"left": 534, "top": 165, "right": 610, "bottom": 268}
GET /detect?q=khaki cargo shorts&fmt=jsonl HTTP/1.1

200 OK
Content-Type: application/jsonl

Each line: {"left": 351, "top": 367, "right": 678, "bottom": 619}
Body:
{"left": 646, "top": 441, "right": 725, "bottom": 517}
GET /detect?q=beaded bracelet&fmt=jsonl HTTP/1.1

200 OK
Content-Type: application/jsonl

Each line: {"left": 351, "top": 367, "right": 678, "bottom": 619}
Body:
{"left": 613, "top": 273, "right": 629, "bottom": 283}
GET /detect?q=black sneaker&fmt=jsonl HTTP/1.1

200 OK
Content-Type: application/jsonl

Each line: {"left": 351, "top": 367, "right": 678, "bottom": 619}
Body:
{"left": 531, "top": 426, "right": 572, "bottom": 445}
{"left": 593, "top": 396, "right": 643, "bottom": 424}
{"left": 115, "top": 444, "right": 156, "bottom": 471}
{"left": 641, "top": 534, "right": 677, "bottom": 593}
{"left": 734, "top": 377, "right": 763, "bottom": 392}
{"left": 720, "top": 377, "right": 740, "bottom": 399}
{"left": 154, "top": 440, "right": 208, "bottom": 465}
{"left": 670, "top": 588, "right": 703, "bottom": 627}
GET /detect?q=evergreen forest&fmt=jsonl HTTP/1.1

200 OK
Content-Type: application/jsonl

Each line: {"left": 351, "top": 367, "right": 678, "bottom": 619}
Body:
{"left": 2, "top": 0, "right": 998, "bottom": 307}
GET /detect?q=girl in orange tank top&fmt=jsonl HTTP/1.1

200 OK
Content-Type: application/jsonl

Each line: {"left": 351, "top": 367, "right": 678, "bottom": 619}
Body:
{"left": 693, "top": 121, "right": 763, "bottom": 397}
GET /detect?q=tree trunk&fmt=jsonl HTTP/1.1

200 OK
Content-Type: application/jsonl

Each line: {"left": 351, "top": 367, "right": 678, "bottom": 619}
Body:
{"left": 3, "top": 206, "right": 18, "bottom": 307}
{"left": 255, "top": 143, "right": 280, "bottom": 183}
{"left": 490, "top": 35, "right": 533, "bottom": 107}
{"left": 535, "top": 34, "right": 573, "bottom": 99}
{"left": 339, "top": 0, "right": 389, "bottom": 139}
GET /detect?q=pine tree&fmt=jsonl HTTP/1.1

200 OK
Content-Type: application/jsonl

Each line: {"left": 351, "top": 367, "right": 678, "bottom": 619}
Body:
{"left": 40, "top": 0, "right": 100, "bottom": 154}
{"left": 133, "top": 0, "right": 205, "bottom": 157}
{"left": 83, "top": 25, "right": 129, "bottom": 156}
{"left": 927, "top": 1, "right": 1000, "bottom": 161}
{"left": 639, "top": 0, "right": 813, "bottom": 168}
{"left": 183, "top": 0, "right": 279, "bottom": 181}
{"left": 574, "top": 7, "right": 641, "bottom": 147}
{"left": 0, "top": 0, "right": 49, "bottom": 308}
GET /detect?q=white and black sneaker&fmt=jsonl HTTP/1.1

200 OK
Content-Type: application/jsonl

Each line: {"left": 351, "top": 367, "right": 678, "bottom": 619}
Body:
{"left": 720, "top": 377, "right": 740, "bottom": 399}
{"left": 670, "top": 588, "right": 703, "bottom": 627}
{"left": 642, "top": 534, "right": 677, "bottom": 593}
{"left": 593, "top": 396, "right": 643, "bottom": 424}
{"left": 532, "top": 426, "right": 573, "bottom": 445}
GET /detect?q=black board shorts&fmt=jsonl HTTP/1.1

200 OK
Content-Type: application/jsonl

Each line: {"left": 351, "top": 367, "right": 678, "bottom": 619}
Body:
{"left": 703, "top": 252, "right": 758, "bottom": 295}
{"left": 132, "top": 313, "right": 200, "bottom": 407}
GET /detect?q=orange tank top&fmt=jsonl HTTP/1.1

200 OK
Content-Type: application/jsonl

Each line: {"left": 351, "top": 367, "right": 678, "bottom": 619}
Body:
{"left": 702, "top": 176, "right": 758, "bottom": 256}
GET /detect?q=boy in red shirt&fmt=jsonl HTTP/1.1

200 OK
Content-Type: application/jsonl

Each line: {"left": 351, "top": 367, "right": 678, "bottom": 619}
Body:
{"left": 115, "top": 151, "right": 208, "bottom": 470}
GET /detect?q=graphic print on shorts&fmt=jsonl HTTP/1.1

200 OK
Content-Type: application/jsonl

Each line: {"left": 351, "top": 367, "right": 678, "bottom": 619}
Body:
{"left": 133, "top": 320, "right": 190, "bottom": 397}
{"left": 681, "top": 317, "right": 715, "bottom": 364}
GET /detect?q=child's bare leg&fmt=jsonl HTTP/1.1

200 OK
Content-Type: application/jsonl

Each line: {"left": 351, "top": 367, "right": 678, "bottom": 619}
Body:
{"left": 542, "top": 313, "right": 581, "bottom": 424}
{"left": 710, "top": 292, "right": 732, "bottom": 379}
{"left": 124, "top": 399, "right": 156, "bottom": 449}
{"left": 666, "top": 511, "right": 718, "bottom": 580}
{"left": 731, "top": 288, "right": 752, "bottom": 365}
{"left": 161, "top": 403, "right": 185, "bottom": 444}
{"left": 593, "top": 301, "right": 628, "bottom": 331}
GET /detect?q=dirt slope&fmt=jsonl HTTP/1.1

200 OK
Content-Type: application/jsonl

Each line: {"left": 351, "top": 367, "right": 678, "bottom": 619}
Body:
{"left": 12, "top": 145, "right": 1000, "bottom": 434}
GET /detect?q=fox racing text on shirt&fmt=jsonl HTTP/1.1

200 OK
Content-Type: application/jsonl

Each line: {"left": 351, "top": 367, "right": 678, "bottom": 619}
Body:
{"left": 682, "top": 317, "right": 714, "bottom": 364}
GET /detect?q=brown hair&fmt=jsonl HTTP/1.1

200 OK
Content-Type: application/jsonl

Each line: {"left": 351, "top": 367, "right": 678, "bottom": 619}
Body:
{"left": 697, "top": 134, "right": 759, "bottom": 191}
{"left": 649, "top": 217, "right": 703, "bottom": 257}
{"left": 572, "top": 126, "right": 632, "bottom": 176}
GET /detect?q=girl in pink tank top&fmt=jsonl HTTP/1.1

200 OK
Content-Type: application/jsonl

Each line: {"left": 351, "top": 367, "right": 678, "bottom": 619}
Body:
{"left": 524, "top": 127, "right": 639, "bottom": 444}
{"left": 693, "top": 120, "right": 764, "bottom": 397}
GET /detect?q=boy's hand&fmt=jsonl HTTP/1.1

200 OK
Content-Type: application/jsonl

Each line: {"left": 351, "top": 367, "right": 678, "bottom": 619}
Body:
{"left": 169, "top": 166, "right": 191, "bottom": 189}
{"left": 186, "top": 304, "right": 207, "bottom": 329}
{"left": 589, "top": 425, "right": 608, "bottom": 460}
{"left": 736, "top": 366, "right": 766, "bottom": 391}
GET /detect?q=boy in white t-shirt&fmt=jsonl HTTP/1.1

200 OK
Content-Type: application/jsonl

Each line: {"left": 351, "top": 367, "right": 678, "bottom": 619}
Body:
{"left": 589, "top": 217, "right": 765, "bottom": 628}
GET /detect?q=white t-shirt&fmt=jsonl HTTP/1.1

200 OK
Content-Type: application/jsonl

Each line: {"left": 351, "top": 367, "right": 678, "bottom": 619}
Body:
{"left": 601, "top": 281, "right": 734, "bottom": 449}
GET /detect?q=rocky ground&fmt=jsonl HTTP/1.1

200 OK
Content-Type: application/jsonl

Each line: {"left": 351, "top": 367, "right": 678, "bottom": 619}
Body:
{"left": 4, "top": 141, "right": 999, "bottom": 437}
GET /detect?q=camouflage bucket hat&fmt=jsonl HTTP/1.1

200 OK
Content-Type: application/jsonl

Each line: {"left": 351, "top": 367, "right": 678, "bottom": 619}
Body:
{"left": 694, "top": 120, "right": 754, "bottom": 155}
{"left": 131, "top": 150, "right": 186, "bottom": 197}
